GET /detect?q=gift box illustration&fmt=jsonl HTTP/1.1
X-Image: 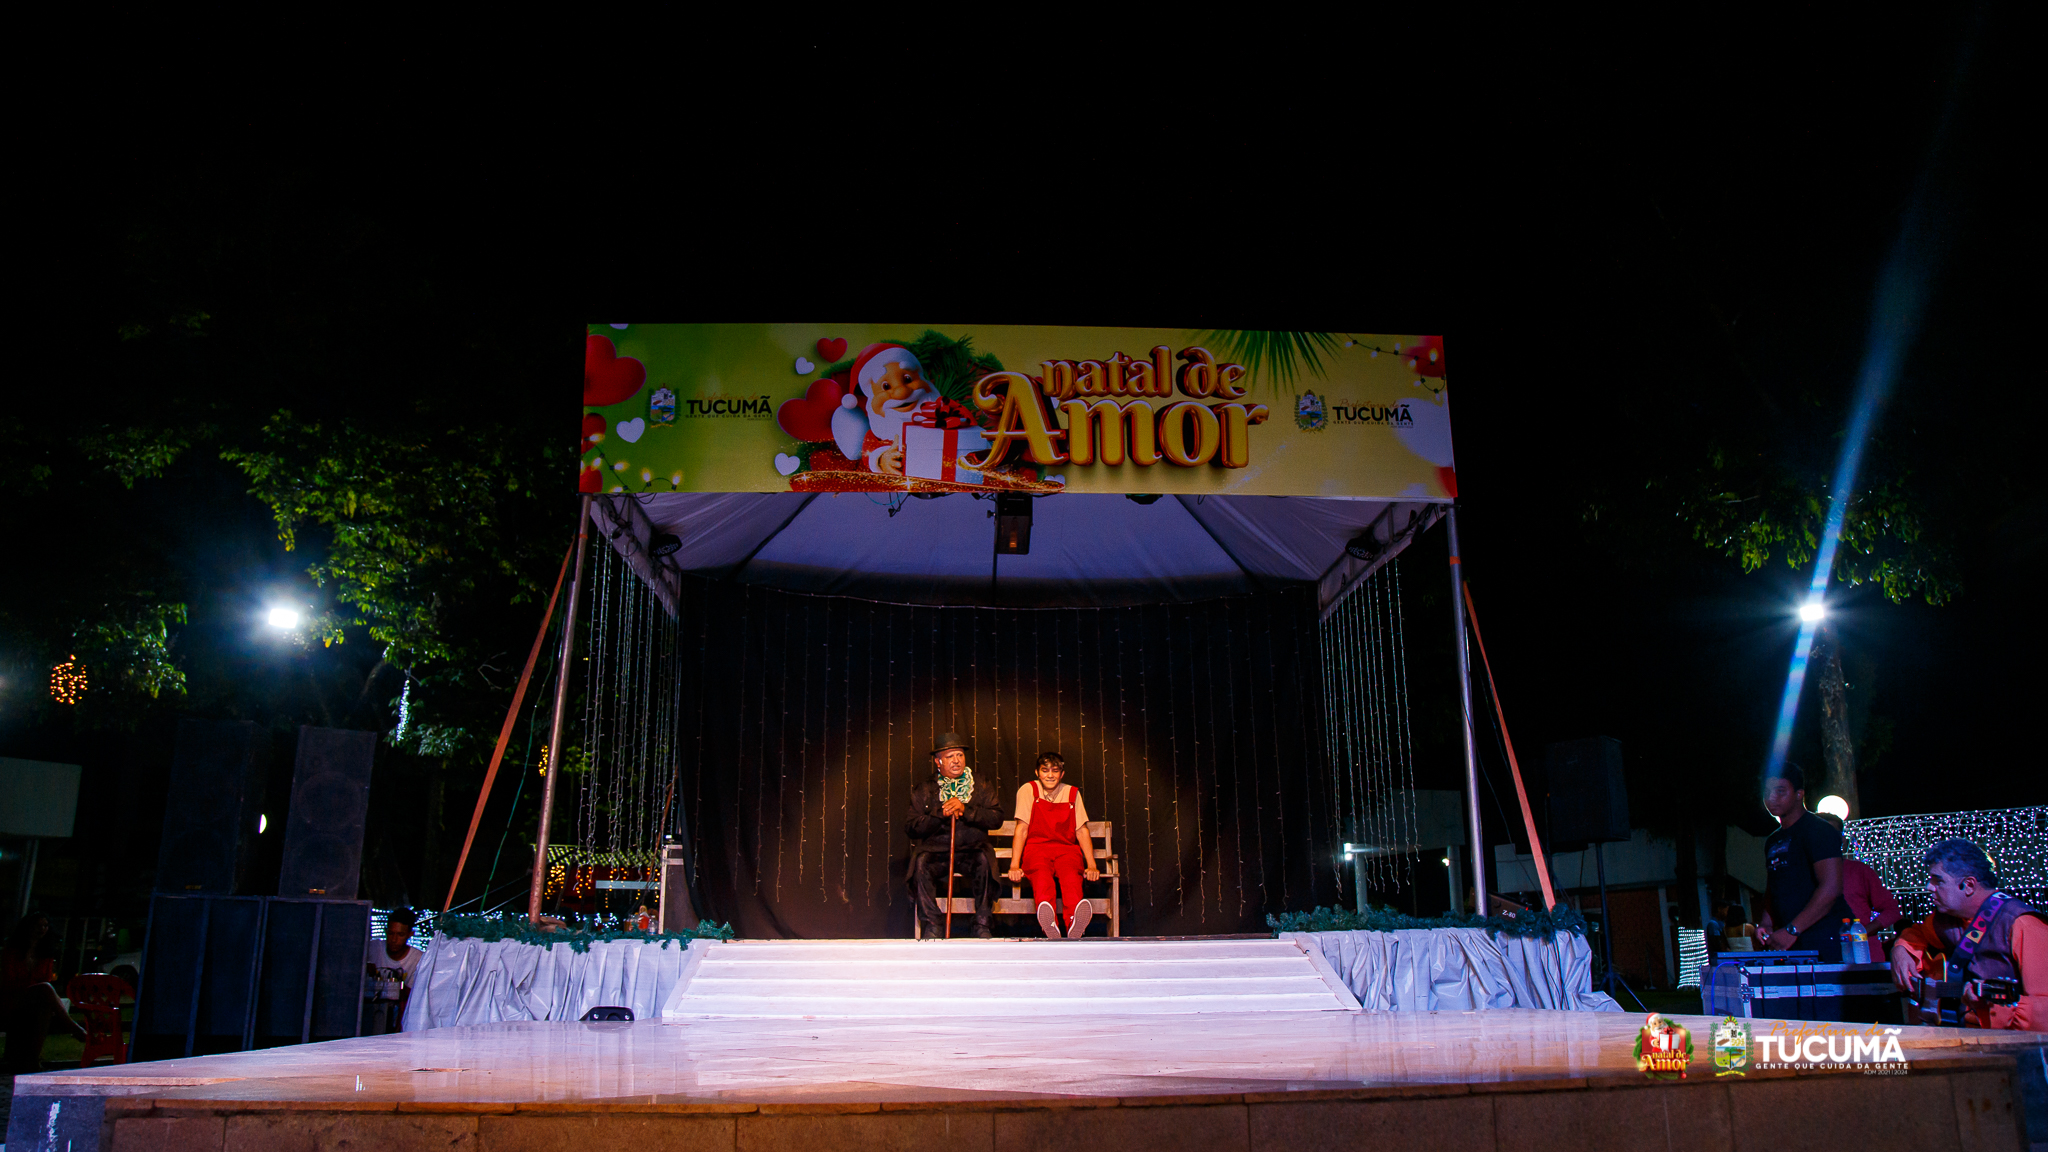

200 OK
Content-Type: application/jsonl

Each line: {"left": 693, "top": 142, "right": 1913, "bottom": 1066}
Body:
{"left": 902, "top": 399, "right": 989, "bottom": 485}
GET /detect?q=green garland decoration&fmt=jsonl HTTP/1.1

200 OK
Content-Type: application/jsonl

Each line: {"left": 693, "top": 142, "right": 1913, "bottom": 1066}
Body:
{"left": 544, "top": 845, "right": 659, "bottom": 869}
{"left": 435, "top": 912, "right": 735, "bottom": 954}
{"left": 1267, "top": 903, "right": 1590, "bottom": 940}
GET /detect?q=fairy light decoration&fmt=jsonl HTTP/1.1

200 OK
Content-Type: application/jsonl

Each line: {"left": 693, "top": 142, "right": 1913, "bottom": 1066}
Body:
{"left": 1844, "top": 806, "right": 2048, "bottom": 921}
{"left": 50, "top": 656, "right": 86, "bottom": 704}
{"left": 1319, "top": 562, "right": 1421, "bottom": 901}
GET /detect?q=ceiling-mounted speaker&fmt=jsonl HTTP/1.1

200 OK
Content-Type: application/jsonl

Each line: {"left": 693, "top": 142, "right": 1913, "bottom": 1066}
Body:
{"left": 995, "top": 493, "right": 1033, "bottom": 555}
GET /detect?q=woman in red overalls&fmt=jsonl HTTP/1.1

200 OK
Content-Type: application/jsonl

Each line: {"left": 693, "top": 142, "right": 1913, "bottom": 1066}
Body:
{"left": 1005, "top": 752, "right": 1100, "bottom": 938}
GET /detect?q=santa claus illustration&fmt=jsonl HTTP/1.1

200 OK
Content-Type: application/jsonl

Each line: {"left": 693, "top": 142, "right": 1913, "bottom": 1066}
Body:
{"left": 831, "top": 343, "right": 940, "bottom": 475}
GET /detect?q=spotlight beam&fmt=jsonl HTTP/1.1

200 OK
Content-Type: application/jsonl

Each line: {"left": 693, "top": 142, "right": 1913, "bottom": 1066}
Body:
{"left": 1763, "top": 33, "right": 1970, "bottom": 780}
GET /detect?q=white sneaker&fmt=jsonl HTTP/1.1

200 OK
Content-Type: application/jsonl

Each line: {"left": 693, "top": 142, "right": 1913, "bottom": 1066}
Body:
{"left": 1035, "top": 901, "right": 1060, "bottom": 938}
{"left": 1066, "top": 900, "right": 1093, "bottom": 939}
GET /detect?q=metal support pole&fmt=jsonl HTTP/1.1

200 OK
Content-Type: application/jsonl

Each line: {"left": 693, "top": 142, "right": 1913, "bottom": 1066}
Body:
{"left": 1445, "top": 509, "right": 1489, "bottom": 915}
{"left": 529, "top": 495, "right": 593, "bottom": 924}
{"left": 1596, "top": 840, "right": 1616, "bottom": 993}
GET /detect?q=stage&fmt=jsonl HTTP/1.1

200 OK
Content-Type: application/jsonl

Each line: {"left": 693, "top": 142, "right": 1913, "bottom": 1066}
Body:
{"left": 15, "top": 938, "right": 2046, "bottom": 1151}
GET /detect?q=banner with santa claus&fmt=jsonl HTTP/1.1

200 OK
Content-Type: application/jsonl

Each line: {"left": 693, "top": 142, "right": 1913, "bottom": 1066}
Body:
{"left": 579, "top": 324, "right": 1454, "bottom": 499}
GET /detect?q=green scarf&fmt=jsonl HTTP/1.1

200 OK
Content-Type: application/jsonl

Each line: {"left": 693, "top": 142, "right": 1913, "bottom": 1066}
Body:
{"left": 938, "top": 766, "right": 975, "bottom": 805}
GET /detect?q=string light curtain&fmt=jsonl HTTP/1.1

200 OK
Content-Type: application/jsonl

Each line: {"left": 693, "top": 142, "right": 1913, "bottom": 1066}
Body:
{"left": 559, "top": 540, "right": 686, "bottom": 901}
{"left": 567, "top": 572, "right": 1354, "bottom": 939}
{"left": 1844, "top": 806, "right": 2048, "bottom": 921}
{"left": 1317, "top": 561, "right": 1421, "bottom": 899}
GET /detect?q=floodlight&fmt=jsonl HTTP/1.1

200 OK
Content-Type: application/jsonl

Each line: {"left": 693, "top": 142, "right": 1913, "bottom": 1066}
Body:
{"left": 1798, "top": 599, "right": 1826, "bottom": 624}
{"left": 266, "top": 607, "right": 301, "bottom": 629}
{"left": 1817, "top": 795, "right": 1850, "bottom": 820}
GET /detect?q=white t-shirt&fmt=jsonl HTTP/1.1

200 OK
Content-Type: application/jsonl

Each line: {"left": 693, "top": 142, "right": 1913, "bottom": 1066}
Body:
{"left": 370, "top": 943, "right": 423, "bottom": 1001}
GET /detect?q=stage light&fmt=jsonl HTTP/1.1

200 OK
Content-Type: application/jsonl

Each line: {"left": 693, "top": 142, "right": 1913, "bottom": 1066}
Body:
{"left": 266, "top": 606, "right": 301, "bottom": 629}
{"left": 649, "top": 532, "right": 682, "bottom": 558}
{"left": 1344, "top": 533, "right": 1378, "bottom": 561}
{"left": 1798, "top": 599, "right": 1826, "bottom": 624}
{"left": 1817, "top": 795, "right": 1850, "bottom": 820}
{"left": 1442, "top": 857, "right": 1451, "bottom": 866}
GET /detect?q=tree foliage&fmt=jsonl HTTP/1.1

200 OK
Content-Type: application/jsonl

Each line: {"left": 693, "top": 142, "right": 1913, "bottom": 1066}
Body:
{"left": 224, "top": 412, "right": 559, "bottom": 673}
{"left": 1667, "top": 449, "right": 1957, "bottom": 605}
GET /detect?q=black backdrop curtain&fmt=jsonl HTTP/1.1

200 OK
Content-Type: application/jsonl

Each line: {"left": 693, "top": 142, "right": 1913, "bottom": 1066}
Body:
{"left": 648, "top": 576, "right": 1350, "bottom": 939}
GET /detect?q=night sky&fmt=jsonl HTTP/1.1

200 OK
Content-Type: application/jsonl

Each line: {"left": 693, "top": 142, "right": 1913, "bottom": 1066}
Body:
{"left": 9, "top": 11, "right": 2037, "bottom": 918}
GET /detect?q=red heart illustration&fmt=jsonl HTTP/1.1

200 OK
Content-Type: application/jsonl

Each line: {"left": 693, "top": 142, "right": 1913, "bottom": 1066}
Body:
{"left": 580, "top": 412, "right": 606, "bottom": 455}
{"left": 777, "top": 376, "right": 851, "bottom": 442}
{"left": 817, "top": 337, "right": 847, "bottom": 363}
{"left": 578, "top": 463, "right": 603, "bottom": 493}
{"left": 585, "top": 334, "right": 646, "bottom": 406}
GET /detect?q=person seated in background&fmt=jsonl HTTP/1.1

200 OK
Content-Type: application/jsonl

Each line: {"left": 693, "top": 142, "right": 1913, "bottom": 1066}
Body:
{"left": 1005, "top": 752, "right": 1100, "bottom": 939}
{"left": 1889, "top": 838, "right": 2046, "bottom": 1032}
{"left": 364, "top": 908, "right": 425, "bottom": 1034}
{"left": 2, "top": 912, "right": 88, "bottom": 1073}
{"left": 1816, "top": 811, "right": 1902, "bottom": 960}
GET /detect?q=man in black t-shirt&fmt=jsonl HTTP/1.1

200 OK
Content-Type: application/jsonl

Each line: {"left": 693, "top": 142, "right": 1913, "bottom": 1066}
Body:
{"left": 1759, "top": 763, "right": 1854, "bottom": 962}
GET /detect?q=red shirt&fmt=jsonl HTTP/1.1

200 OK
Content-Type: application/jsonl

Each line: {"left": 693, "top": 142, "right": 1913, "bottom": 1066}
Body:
{"left": 1, "top": 948, "right": 54, "bottom": 991}
{"left": 1839, "top": 858, "right": 1903, "bottom": 959}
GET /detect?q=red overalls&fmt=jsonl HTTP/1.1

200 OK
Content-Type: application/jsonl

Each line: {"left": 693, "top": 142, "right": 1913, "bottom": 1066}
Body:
{"left": 1020, "top": 783, "right": 1087, "bottom": 928}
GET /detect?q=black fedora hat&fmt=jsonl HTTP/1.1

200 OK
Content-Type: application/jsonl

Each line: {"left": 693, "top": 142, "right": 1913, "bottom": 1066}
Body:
{"left": 931, "top": 732, "right": 969, "bottom": 757}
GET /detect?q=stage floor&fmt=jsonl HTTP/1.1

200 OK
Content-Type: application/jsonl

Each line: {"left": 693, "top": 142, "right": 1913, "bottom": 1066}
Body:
{"left": 18, "top": 1008, "right": 2046, "bottom": 1151}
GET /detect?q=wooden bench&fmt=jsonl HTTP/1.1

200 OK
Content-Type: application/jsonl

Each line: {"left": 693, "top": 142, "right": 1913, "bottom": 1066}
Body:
{"left": 914, "top": 820, "right": 1120, "bottom": 938}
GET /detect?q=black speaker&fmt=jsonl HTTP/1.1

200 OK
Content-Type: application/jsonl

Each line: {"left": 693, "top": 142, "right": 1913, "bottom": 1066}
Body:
{"left": 252, "top": 899, "right": 371, "bottom": 1046}
{"left": 155, "top": 720, "right": 265, "bottom": 894}
{"left": 1545, "top": 736, "right": 1630, "bottom": 851}
{"left": 132, "top": 894, "right": 368, "bottom": 1060}
{"left": 277, "top": 726, "right": 375, "bottom": 899}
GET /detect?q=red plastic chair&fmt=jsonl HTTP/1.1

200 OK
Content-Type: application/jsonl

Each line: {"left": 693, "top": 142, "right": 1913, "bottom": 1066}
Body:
{"left": 67, "top": 974, "right": 130, "bottom": 1065}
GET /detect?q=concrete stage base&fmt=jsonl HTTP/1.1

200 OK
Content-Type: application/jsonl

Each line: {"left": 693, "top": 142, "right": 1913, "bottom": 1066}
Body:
{"left": 15, "top": 1008, "right": 2044, "bottom": 1151}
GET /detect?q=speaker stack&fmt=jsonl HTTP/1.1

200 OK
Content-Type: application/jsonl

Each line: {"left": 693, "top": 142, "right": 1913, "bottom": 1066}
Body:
{"left": 135, "top": 724, "right": 377, "bottom": 1059}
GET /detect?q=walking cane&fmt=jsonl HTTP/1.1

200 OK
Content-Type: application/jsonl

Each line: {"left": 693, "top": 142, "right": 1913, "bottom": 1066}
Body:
{"left": 945, "top": 814, "right": 957, "bottom": 940}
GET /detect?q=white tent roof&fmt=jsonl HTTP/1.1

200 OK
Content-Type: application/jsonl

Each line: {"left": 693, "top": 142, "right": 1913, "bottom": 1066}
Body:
{"left": 592, "top": 493, "right": 1445, "bottom": 614}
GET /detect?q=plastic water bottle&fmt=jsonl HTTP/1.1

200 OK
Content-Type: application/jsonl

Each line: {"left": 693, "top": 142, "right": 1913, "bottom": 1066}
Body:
{"left": 1845, "top": 918, "right": 1871, "bottom": 964}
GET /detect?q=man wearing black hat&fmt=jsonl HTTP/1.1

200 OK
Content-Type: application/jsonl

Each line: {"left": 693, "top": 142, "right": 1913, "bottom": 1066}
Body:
{"left": 905, "top": 733, "right": 1004, "bottom": 939}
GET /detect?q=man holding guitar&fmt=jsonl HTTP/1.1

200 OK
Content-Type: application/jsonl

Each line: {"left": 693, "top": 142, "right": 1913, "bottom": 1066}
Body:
{"left": 1890, "top": 839, "right": 2045, "bottom": 1031}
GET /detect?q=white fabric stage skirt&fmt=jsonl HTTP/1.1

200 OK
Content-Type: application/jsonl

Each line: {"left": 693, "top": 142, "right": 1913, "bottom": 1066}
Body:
{"left": 1286, "top": 928, "right": 1621, "bottom": 1013}
{"left": 404, "top": 937, "right": 694, "bottom": 1030}
{"left": 404, "top": 928, "right": 1615, "bottom": 1030}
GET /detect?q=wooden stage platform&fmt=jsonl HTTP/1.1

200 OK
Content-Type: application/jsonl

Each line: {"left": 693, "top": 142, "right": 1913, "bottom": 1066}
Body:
{"left": 14, "top": 939, "right": 2046, "bottom": 1151}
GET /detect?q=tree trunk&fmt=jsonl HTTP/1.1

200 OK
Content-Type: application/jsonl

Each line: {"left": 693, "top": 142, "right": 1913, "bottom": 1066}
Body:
{"left": 1816, "top": 623, "right": 1860, "bottom": 817}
